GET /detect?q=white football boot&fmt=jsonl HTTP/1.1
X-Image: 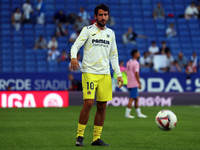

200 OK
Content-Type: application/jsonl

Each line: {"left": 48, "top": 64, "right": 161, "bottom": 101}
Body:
{"left": 137, "top": 114, "right": 147, "bottom": 118}
{"left": 125, "top": 115, "right": 135, "bottom": 119}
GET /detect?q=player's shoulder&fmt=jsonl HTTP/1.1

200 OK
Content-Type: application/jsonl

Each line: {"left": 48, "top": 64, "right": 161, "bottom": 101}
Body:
{"left": 106, "top": 27, "right": 115, "bottom": 34}
{"left": 85, "top": 24, "right": 94, "bottom": 30}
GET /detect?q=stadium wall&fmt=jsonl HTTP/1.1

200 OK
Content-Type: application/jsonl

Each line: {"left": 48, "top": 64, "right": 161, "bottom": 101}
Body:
{"left": 0, "top": 91, "right": 199, "bottom": 108}
{"left": 0, "top": 72, "right": 200, "bottom": 92}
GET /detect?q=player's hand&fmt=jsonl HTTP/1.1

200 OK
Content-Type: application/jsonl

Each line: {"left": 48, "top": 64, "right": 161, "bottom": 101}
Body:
{"left": 139, "top": 84, "right": 142, "bottom": 89}
{"left": 71, "top": 58, "right": 80, "bottom": 71}
{"left": 117, "top": 77, "right": 123, "bottom": 88}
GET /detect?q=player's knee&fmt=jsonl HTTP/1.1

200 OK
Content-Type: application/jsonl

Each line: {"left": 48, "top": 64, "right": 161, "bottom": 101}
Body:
{"left": 83, "top": 100, "right": 94, "bottom": 110}
{"left": 97, "top": 104, "right": 106, "bottom": 112}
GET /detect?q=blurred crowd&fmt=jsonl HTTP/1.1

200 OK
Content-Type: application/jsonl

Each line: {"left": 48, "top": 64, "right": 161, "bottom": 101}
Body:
{"left": 10, "top": 0, "right": 200, "bottom": 77}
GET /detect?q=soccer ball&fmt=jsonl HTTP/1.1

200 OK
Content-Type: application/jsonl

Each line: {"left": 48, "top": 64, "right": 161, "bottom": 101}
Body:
{"left": 155, "top": 110, "right": 177, "bottom": 131}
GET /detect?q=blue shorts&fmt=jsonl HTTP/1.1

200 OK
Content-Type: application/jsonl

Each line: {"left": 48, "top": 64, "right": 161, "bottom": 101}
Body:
{"left": 129, "top": 87, "right": 139, "bottom": 99}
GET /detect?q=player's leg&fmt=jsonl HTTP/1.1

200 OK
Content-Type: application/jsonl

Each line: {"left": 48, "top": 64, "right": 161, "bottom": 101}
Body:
{"left": 135, "top": 96, "right": 147, "bottom": 118}
{"left": 125, "top": 88, "right": 136, "bottom": 118}
{"left": 79, "top": 99, "right": 94, "bottom": 124}
{"left": 76, "top": 99, "right": 94, "bottom": 146}
{"left": 91, "top": 74, "right": 111, "bottom": 146}
{"left": 125, "top": 98, "right": 135, "bottom": 118}
{"left": 76, "top": 73, "right": 97, "bottom": 146}
{"left": 93, "top": 101, "right": 107, "bottom": 140}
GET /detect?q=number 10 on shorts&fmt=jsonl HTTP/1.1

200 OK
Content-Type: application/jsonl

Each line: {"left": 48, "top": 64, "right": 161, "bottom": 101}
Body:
{"left": 87, "top": 82, "right": 94, "bottom": 90}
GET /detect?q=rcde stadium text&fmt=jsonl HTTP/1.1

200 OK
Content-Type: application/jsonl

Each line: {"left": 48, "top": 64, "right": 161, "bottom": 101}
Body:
{"left": 0, "top": 79, "right": 67, "bottom": 90}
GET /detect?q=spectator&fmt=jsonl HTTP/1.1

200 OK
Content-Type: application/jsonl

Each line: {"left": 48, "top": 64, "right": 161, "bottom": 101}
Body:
{"left": 58, "top": 50, "right": 69, "bottom": 62}
{"left": 148, "top": 41, "right": 159, "bottom": 55}
{"left": 185, "top": 2, "right": 198, "bottom": 20}
{"left": 186, "top": 60, "right": 197, "bottom": 74}
{"left": 74, "top": 16, "right": 90, "bottom": 31}
{"left": 176, "top": 52, "right": 187, "bottom": 68}
{"left": 36, "top": 0, "right": 45, "bottom": 24}
{"left": 67, "top": 13, "right": 78, "bottom": 24}
{"left": 34, "top": 35, "right": 47, "bottom": 50}
{"left": 153, "top": 2, "right": 165, "bottom": 19}
{"left": 140, "top": 52, "right": 152, "bottom": 67}
{"left": 170, "top": 61, "right": 182, "bottom": 72}
{"left": 47, "top": 46, "right": 60, "bottom": 61}
{"left": 160, "top": 41, "right": 170, "bottom": 54}
{"left": 22, "top": 0, "right": 33, "bottom": 23}
{"left": 119, "top": 61, "right": 126, "bottom": 72}
{"left": 55, "top": 22, "right": 68, "bottom": 37}
{"left": 166, "top": 23, "right": 177, "bottom": 38}
{"left": 122, "top": 27, "right": 147, "bottom": 45}
{"left": 68, "top": 74, "right": 82, "bottom": 91}
{"left": 166, "top": 51, "right": 174, "bottom": 71}
{"left": 78, "top": 7, "right": 90, "bottom": 21}
{"left": 107, "top": 15, "right": 115, "bottom": 27}
{"left": 7, "top": 85, "right": 12, "bottom": 91}
{"left": 196, "top": 5, "right": 200, "bottom": 18}
{"left": 69, "top": 30, "right": 81, "bottom": 43}
{"left": 68, "top": 53, "right": 82, "bottom": 72}
{"left": 47, "top": 36, "right": 58, "bottom": 49}
{"left": 119, "top": 61, "right": 128, "bottom": 86}
{"left": 54, "top": 10, "right": 68, "bottom": 24}
{"left": 191, "top": 52, "right": 198, "bottom": 68}
{"left": 11, "top": 8, "right": 22, "bottom": 31}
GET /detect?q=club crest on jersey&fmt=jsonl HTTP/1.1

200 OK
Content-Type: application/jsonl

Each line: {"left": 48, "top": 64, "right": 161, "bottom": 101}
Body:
{"left": 87, "top": 91, "right": 91, "bottom": 95}
{"left": 106, "top": 34, "right": 110, "bottom": 38}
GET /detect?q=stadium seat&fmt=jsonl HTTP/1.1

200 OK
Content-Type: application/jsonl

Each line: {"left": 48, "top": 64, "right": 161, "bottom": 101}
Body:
{"left": 37, "top": 61, "right": 47, "bottom": 66}
{"left": 25, "top": 67, "right": 36, "bottom": 72}
{"left": 2, "top": 66, "right": 13, "bottom": 72}
{"left": 0, "top": 0, "right": 199, "bottom": 73}
{"left": 141, "top": 67, "right": 151, "bottom": 73}
{"left": 37, "top": 66, "right": 48, "bottom": 72}
{"left": 14, "top": 66, "right": 24, "bottom": 72}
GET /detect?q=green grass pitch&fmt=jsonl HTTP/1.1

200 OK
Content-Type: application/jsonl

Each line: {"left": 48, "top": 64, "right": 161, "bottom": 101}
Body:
{"left": 0, "top": 106, "right": 200, "bottom": 150}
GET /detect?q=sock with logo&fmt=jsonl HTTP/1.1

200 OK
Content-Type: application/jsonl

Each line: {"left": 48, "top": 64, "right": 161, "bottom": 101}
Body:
{"left": 125, "top": 107, "right": 131, "bottom": 116}
{"left": 136, "top": 108, "right": 141, "bottom": 116}
{"left": 93, "top": 125, "right": 103, "bottom": 142}
{"left": 77, "top": 123, "right": 86, "bottom": 137}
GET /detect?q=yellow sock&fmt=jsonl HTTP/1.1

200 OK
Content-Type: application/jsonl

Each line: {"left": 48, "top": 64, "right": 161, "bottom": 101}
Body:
{"left": 77, "top": 123, "right": 86, "bottom": 137}
{"left": 93, "top": 125, "right": 103, "bottom": 142}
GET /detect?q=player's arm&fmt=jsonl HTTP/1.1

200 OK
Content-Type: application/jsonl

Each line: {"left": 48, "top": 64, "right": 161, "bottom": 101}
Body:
{"left": 135, "top": 72, "right": 141, "bottom": 89}
{"left": 109, "top": 31, "right": 123, "bottom": 88}
{"left": 70, "top": 27, "right": 89, "bottom": 71}
{"left": 135, "top": 63, "right": 141, "bottom": 89}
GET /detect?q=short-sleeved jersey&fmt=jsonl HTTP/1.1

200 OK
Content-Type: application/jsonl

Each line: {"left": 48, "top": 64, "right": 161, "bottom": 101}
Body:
{"left": 126, "top": 59, "right": 140, "bottom": 88}
{"left": 71, "top": 23, "right": 121, "bottom": 77}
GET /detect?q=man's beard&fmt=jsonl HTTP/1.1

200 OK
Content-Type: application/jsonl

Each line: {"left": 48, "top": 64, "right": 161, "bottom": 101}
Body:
{"left": 96, "top": 19, "right": 107, "bottom": 27}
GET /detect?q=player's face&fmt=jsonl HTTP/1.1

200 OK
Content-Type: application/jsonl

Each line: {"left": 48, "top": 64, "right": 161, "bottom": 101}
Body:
{"left": 95, "top": 9, "right": 109, "bottom": 27}
{"left": 137, "top": 52, "right": 140, "bottom": 59}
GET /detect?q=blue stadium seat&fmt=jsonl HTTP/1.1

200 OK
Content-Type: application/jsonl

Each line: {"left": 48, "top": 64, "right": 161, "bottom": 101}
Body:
{"left": 13, "top": 36, "right": 23, "bottom": 42}
{"left": 14, "top": 60, "right": 24, "bottom": 66}
{"left": 49, "top": 66, "right": 59, "bottom": 72}
{"left": 24, "top": 24, "right": 34, "bottom": 30}
{"left": 25, "top": 55, "right": 35, "bottom": 61}
{"left": 13, "top": 48, "right": 23, "bottom": 54}
{"left": 141, "top": 67, "right": 151, "bottom": 73}
{"left": 2, "top": 66, "right": 13, "bottom": 72}
{"left": 37, "top": 60, "right": 47, "bottom": 66}
{"left": 25, "top": 60, "right": 36, "bottom": 66}
{"left": 48, "top": 61, "right": 58, "bottom": 67}
{"left": 37, "top": 66, "right": 48, "bottom": 72}
{"left": 25, "top": 67, "right": 36, "bottom": 72}
{"left": 14, "top": 55, "right": 24, "bottom": 60}
{"left": 14, "top": 66, "right": 24, "bottom": 72}
{"left": 2, "top": 49, "right": 12, "bottom": 55}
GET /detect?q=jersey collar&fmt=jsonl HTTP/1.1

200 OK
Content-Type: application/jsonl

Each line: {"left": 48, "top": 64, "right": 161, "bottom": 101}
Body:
{"left": 94, "top": 23, "right": 107, "bottom": 30}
